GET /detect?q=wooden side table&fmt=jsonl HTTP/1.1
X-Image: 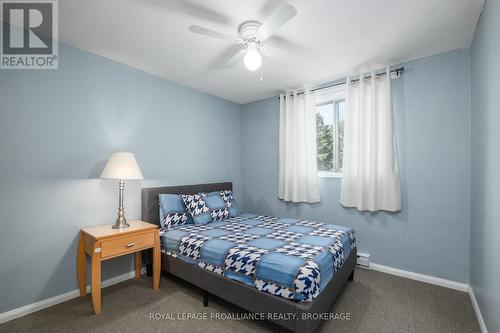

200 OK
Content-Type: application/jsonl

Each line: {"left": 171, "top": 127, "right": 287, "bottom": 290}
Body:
{"left": 77, "top": 220, "right": 160, "bottom": 314}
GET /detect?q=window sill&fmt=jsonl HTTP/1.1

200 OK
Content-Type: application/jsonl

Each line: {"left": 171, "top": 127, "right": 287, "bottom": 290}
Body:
{"left": 318, "top": 171, "right": 342, "bottom": 179}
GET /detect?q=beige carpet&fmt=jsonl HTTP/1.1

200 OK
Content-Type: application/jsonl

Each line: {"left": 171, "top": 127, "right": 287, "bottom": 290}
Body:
{"left": 0, "top": 268, "right": 480, "bottom": 333}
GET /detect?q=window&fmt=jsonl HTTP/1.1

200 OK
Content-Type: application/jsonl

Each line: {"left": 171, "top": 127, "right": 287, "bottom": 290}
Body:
{"left": 316, "top": 88, "right": 346, "bottom": 178}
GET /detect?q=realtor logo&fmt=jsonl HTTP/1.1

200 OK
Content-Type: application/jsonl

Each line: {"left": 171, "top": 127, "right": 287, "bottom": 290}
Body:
{"left": 1, "top": 0, "right": 58, "bottom": 69}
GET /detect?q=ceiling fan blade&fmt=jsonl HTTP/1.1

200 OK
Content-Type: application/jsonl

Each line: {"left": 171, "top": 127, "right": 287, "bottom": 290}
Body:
{"left": 260, "top": 44, "right": 297, "bottom": 60}
{"left": 189, "top": 25, "right": 237, "bottom": 42}
{"left": 258, "top": 3, "right": 297, "bottom": 41}
{"left": 265, "top": 36, "right": 307, "bottom": 57}
{"left": 214, "top": 45, "right": 246, "bottom": 69}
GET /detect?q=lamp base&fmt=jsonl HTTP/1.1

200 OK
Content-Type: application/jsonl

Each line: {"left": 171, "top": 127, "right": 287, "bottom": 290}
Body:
{"left": 112, "top": 207, "right": 130, "bottom": 229}
{"left": 112, "top": 220, "right": 130, "bottom": 229}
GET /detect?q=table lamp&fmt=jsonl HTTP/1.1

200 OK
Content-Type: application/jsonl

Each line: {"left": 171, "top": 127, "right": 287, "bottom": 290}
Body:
{"left": 100, "top": 152, "right": 144, "bottom": 229}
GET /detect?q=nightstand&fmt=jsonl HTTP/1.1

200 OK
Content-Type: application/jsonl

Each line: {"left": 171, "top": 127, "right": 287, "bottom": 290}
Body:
{"left": 77, "top": 220, "right": 160, "bottom": 314}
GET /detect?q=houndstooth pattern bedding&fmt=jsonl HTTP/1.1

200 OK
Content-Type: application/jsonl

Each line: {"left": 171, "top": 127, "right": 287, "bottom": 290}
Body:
{"left": 161, "top": 214, "right": 356, "bottom": 303}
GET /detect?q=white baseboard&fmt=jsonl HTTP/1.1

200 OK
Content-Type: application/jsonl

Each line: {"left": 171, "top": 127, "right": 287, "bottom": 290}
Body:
{"left": 369, "top": 263, "right": 469, "bottom": 292}
{"left": 468, "top": 286, "right": 488, "bottom": 333}
{"left": 0, "top": 268, "right": 145, "bottom": 324}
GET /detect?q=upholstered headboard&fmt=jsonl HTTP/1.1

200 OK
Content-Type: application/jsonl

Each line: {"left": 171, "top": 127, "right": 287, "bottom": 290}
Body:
{"left": 141, "top": 182, "right": 233, "bottom": 226}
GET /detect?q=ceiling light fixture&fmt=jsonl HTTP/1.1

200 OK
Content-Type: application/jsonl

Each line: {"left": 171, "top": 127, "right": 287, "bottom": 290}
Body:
{"left": 243, "top": 42, "right": 262, "bottom": 71}
{"left": 188, "top": 3, "right": 297, "bottom": 75}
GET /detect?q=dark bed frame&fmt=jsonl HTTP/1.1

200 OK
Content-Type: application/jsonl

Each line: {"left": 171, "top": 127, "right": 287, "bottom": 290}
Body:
{"left": 141, "top": 182, "right": 356, "bottom": 333}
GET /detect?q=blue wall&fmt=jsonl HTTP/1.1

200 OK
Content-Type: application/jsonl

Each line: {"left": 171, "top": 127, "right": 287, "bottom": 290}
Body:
{"left": 471, "top": 0, "right": 500, "bottom": 331}
{"left": 0, "top": 28, "right": 483, "bottom": 318}
{"left": 0, "top": 42, "right": 242, "bottom": 313}
{"left": 241, "top": 49, "right": 471, "bottom": 283}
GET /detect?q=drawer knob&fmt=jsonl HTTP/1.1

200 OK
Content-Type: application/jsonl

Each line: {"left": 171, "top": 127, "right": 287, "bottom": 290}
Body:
{"left": 125, "top": 242, "right": 135, "bottom": 248}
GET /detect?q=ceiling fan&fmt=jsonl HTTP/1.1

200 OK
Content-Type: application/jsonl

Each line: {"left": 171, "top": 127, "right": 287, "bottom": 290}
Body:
{"left": 188, "top": 3, "right": 298, "bottom": 72}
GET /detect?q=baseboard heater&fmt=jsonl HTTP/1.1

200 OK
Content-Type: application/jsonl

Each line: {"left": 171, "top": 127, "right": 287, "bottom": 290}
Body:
{"left": 356, "top": 252, "right": 371, "bottom": 268}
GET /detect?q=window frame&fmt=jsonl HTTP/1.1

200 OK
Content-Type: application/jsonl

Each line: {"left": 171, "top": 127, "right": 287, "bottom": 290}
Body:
{"left": 315, "top": 86, "right": 346, "bottom": 179}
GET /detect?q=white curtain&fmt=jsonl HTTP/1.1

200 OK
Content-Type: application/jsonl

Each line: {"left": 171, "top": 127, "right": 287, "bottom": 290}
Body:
{"left": 278, "top": 91, "right": 320, "bottom": 203}
{"left": 340, "top": 69, "right": 401, "bottom": 212}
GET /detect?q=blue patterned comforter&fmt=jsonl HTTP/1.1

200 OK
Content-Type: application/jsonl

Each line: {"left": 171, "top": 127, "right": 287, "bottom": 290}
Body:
{"left": 160, "top": 213, "right": 356, "bottom": 302}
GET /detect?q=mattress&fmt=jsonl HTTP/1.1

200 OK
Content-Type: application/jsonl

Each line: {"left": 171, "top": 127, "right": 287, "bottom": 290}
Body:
{"left": 160, "top": 213, "right": 356, "bottom": 302}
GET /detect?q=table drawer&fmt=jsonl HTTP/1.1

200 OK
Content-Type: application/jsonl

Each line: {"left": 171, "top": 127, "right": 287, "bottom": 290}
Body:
{"left": 101, "top": 232, "right": 154, "bottom": 258}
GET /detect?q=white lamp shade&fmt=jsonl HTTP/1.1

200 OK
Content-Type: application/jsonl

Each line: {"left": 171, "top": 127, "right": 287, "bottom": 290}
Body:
{"left": 100, "top": 152, "right": 144, "bottom": 180}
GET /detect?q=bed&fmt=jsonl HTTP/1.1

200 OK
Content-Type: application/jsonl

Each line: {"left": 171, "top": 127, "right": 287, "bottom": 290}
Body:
{"left": 141, "top": 182, "right": 357, "bottom": 333}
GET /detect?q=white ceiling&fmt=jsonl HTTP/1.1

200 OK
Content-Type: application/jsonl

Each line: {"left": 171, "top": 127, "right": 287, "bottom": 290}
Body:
{"left": 58, "top": 0, "right": 485, "bottom": 104}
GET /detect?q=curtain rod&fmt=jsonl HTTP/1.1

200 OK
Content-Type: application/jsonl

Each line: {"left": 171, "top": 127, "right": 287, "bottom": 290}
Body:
{"left": 280, "top": 67, "right": 405, "bottom": 97}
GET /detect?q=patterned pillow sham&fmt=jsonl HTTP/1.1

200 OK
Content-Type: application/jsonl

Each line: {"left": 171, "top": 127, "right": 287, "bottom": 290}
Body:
{"left": 182, "top": 192, "right": 230, "bottom": 225}
{"left": 159, "top": 194, "right": 193, "bottom": 229}
{"left": 216, "top": 190, "right": 242, "bottom": 217}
